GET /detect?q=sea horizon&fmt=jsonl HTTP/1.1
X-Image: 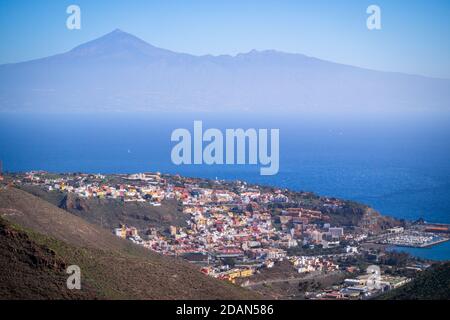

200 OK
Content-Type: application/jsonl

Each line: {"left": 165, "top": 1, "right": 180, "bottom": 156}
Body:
{"left": 2, "top": 111, "right": 450, "bottom": 232}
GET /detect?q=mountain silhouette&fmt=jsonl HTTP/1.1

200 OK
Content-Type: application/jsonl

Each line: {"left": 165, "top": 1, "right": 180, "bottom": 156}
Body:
{"left": 0, "top": 29, "right": 448, "bottom": 113}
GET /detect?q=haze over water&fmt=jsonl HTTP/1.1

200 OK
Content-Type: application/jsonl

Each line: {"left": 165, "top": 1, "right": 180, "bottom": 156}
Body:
{"left": 2, "top": 110, "right": 450, "bottom": 221}
{"left": 2, "top": 110, "right": 450, "bottom": 260}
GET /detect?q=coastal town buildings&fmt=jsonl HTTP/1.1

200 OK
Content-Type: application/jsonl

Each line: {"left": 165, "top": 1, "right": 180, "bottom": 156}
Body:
{"left": 11, "top": 171, "right": 445, "bottom": 295}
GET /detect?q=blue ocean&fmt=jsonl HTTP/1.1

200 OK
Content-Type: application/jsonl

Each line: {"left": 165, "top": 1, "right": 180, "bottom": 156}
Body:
{"left": 1, "top": 111, "right": 450, "bottom": 260}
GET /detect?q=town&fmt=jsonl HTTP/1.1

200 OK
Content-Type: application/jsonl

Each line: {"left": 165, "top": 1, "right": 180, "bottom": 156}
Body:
{"left": 7, "top": 171, "right": 449, "bottom": 299}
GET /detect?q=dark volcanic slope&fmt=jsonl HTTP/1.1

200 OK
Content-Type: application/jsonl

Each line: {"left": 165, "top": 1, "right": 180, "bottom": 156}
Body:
{"left": 0, "top": 217, "right": 98, "bottom": 299}
{"left": 379, "top": 262, "right": 450, "bottom": 300}
{"left": 0, "top": 187, "right": 260, "bottom": 299}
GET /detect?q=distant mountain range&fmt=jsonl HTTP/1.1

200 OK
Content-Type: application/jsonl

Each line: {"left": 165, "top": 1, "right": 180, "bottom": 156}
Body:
{"left": 0, "top": 29, "right": 449, "bottom": 113}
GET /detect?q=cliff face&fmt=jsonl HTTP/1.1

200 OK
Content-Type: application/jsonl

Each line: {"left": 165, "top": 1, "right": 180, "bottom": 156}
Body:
{"left": 59, "top": 193, "right": 90, "bottom": 211}
{"left": 359, "top": 207, "right": 403, "bottom": 233}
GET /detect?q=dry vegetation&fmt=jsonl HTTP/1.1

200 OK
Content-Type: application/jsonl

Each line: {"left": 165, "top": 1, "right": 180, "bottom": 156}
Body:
{"left": 0, "top": 187, "right": 260, "bottom": 300}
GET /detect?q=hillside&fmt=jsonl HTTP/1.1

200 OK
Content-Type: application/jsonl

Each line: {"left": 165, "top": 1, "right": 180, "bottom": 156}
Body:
{"left": 0, "top": 217, "right": 98, "bottom": 299}
{"left": 380, "top": 262, "right": 450, "bottom": 300}
{"left": 0, "top": 29, "right": 448, "bottom": 113}
{"left": 0, "top": 186, "right": 260, "bottom": 299}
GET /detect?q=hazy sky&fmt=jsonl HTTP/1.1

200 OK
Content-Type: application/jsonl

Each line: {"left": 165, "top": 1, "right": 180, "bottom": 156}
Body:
{"left": 0, "top": 0, "right": 449, "bottom": 78}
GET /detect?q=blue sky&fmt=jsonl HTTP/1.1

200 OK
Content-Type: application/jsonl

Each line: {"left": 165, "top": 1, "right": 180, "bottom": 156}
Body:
{"left": 0, "top": 0, "right": 449, "bottom": 78}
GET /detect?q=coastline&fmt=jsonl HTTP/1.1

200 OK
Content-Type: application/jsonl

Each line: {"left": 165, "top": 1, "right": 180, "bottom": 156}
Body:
{"left": 389, "top": 237, "right": 449, "bottom": 248}
{"left": 388, "top": 240, "right": 450, "bottom": 261}
{"left": 3, "top": 170, "right": 450, "bottom": 262}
